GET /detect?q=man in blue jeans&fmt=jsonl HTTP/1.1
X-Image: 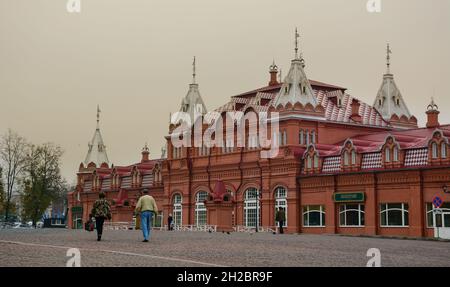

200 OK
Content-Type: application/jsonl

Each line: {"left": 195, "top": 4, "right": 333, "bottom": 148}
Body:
{"left": 135, "top": 189, "right": 158, "bottom": 242}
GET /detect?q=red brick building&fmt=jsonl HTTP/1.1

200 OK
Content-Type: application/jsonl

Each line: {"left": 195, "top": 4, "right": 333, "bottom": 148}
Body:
{"left": 67, "top": 41, "right": 450, "bottom": 238}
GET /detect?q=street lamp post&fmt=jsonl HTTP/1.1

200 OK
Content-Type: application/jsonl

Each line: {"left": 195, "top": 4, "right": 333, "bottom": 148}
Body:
{"left": 443, "top": 184, "right": 449, "bottom": 194}
{"left": 255, "top": 189, "right": 261, "bottom": 233}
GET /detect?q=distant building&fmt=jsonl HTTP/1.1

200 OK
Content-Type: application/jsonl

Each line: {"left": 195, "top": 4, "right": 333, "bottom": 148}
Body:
{"left": 67, "top": 35, "right": 449, "bottom": 238}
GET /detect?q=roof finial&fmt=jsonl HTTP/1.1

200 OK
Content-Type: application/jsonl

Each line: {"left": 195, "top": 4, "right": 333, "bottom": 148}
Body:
{"left": 427, "top": 97, "right": 439, "bottom": 111}
{"left": 96, "top": 105, "right": 101, "bottom": 130}
{"left": 295, "top": 28, "right": 300, "bottom": 59}
{"left": 192, "top": 56, "right": 196, "bottom": 84}
{"left": 386, "top": 43, "right": 392, "bottom": 74}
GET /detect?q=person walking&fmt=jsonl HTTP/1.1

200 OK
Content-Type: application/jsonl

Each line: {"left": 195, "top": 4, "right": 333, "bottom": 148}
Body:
{"left": 275, "top": 208, "right": 286, "bottom": 234}
{"left": 90, "top": 192, "right": 111, "bottom": 241}
{"left": 135, "top": 189, "right": 158, "bottom": 242}
{"left": 168, "top": 214, "right": 173, "bottom": 231}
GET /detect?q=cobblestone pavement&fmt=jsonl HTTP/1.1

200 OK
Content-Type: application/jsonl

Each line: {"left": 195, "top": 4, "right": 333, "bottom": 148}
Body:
{"left": 0, "top": 228, "right": 449, "bottom": 267}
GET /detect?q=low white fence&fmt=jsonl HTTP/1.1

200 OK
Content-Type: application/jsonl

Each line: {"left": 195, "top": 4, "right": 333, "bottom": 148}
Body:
{"left": 170, "top": 225, "right": 217, "bottom": 232}
{"left": 103, "top": 222, "right": 217, "bottom": 232}
{"left": 234, "top": 225, "right": 277, "bottom": 233}
{"left": 103, "top": 221, "right": 134, "bottom": 230}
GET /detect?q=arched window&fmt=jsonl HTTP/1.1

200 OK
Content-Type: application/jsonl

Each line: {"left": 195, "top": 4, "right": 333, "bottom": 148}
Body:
{"left": 344, "top": 152, "right": 350, "bottom": 166}
{"left": 442, "top": 143, "right": 447, "bottom": 159}
{"left": 351, "top": 150, "right": 357, "bottom": 165}
{"left": 314, "top": 154, "right": 319, "bottom": 168}
{"left": 393, "top": 147, "right": 399, "bottom": 162}
{"left": 311, "top": 130, "right": 316, "bottom": 144}
{"left": 173, "top": 194, "right": 183, "bottom": 227}
{"left": 283, "top": 130, "right": 287, "bottom": 146}
{"left": 244, "top": 188, "right": 260, "bottom": 228}
{"left": 432, "top": 142, "right": 439, "bottom": 159}
{"left": 303, "top": 205, "right": 325, "bottom": 227}
{"left": 275, "top": 187, "right": 287, "bottom": 227}
{"left": 339, "top": 204, "right": 365, "bottom": 227}
{"left": 299, "top": 130, "right": 304, "bottom": 145}
{"left": 306, "top": 130, "right": 310, "bottom": 146}
{"left": 195, "top": 191, "right": 208, "bottom": 227}
{"left": 307, "top": 156, "right": 312, "bottom": 169}
{"left": 380, "top": 203, "right": 409, "bottom": 227}
{"left": 385, "top": 148, "right": 391, "bottom": 162}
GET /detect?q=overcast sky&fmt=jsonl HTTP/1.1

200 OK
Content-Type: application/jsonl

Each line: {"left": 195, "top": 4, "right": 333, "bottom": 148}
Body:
{"left": 1, "top": 0, "right": 449, "bottom": 183}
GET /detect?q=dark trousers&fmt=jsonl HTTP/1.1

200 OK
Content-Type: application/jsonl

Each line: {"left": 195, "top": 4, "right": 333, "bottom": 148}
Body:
{"left": 168, "top": 220, "right": 173, "bottom": 230}
{"left": 95, "top": 217, "right": 105, "bottom": 237}
{"left": 278, "top": 221, "right": 284, "bottom": 234}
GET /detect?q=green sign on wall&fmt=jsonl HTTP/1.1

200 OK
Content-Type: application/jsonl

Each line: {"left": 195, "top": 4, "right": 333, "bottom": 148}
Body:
{"left": 333, "top": 192, "right": 365, "bottom": 203}
{"left": 71, "top": 206, "right": 83, "bottom": 213}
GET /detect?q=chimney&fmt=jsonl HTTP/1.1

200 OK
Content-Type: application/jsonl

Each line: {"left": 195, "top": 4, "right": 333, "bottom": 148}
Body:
{"left": 350, "top": 98, "right": 362, "bottom": 122}
{"left": 269, "top": 62, "right": 279, "bottom": 86}
{"left": 426, "top": 99, "right": 440, "bottom": 128}
{"left": 141, "top": 144, "right": 150, "bottom": 162}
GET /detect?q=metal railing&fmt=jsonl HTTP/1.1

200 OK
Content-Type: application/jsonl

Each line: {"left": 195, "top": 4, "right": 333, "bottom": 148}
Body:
{"left": 234, "top": 225, "right": 277, "bottom": 233}
{"left": 170, "top": 225, "right": 217, "bottom": 232}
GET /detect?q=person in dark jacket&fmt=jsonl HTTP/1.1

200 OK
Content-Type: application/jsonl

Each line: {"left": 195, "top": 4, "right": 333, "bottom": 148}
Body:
{"left": 168, "top": 214, "right": 173, "bottom": 231}
{"left": 275, "top": 208, "right": 286, "bottom": 234}
{"left": 90, "top": 192, "right": 111, "bottom": 241}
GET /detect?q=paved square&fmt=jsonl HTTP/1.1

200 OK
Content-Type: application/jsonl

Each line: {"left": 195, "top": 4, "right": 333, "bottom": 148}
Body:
{"left": 0, "top": 229, "right": 449, "bottom": 267}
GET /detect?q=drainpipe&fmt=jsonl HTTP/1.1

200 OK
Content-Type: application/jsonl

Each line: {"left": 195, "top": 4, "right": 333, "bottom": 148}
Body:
{"left": 234, "top": 147, "right": 244, "bottom": 227}
{"left": 419, "top": 169, "right": 425, "bottom": 237}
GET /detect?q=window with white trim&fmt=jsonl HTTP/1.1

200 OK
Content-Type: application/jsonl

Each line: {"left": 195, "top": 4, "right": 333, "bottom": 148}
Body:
{"left": 195, "top": 191, "right": 208, "bottom": 227}
{"left": 303, "top": 205, "right": 325, "bottom": 227}
{"left": 339, "top": 204, "right": 365, "bottom": 227}
{"left": 173, "top": 194, "right": 183, "bottom": 227}
{"left": 299, "top": 130, "right": 304, "bottom": 145}
{"left": 385, "top": 148, "right": 391, "bottom": 162}
{"left": 432, "top": 142, "right": 439, "bottom": 159}
{"left": 441, "top": 143, "right": 447, "bottom": 159}
{"left": 244, "top": 188, "right": 260, "bottom": 228}
{"left": 393, "top": 147, "right": 399, "bottom": 162}
{"left": 275, "top": 187, "right": 287, "bottom": 227}
{"left": 344, "top": 152, "right": 350, "bottom": 166}
{"left": 351, "top": 150, "right": 357, "bottom": 165}
{"left": 426, "top": 203, "right": 450, "bottom": 228}
{"left": 380, "top": 203, "right": 409, "bottom": 227}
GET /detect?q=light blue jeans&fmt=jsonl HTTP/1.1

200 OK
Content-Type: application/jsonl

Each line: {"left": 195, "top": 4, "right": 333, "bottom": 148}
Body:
{"left": 140, "top": 211, "right": 153, "bottom": 240}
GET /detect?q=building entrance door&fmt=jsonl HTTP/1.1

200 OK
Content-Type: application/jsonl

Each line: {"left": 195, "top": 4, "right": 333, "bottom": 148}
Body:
{"left": 433, "top": 209, "right": 450, "bottom": 239}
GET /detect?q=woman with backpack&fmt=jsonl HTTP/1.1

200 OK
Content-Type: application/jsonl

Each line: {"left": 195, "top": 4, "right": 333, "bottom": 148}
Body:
{"left": 90, "top": 192, "right": 112, "bottom": 241}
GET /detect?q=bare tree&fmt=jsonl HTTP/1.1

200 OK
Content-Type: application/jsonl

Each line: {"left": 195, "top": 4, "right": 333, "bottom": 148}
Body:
{"left": 0, "top": 130, "right": 28, "bottom": 222}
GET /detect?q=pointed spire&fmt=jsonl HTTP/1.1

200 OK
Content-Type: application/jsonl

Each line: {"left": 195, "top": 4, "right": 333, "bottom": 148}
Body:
{"left": 96, "top": 105, "right": 101, "bottom": 130}
{"left": 386, "top": 43, "right": 392, "bottom": 74}
{"left": 172, "top": 58, "right": 207, "bottom": 126}
{"left": 84, "top": 105, "right": 109, "bottom": 167}
{"left": 192, "top": 56, "right": 196, "bottom": 84}
{"left": 374, "top": 44, "right": 415, "bottom": 127}
{"left": 273, "top": 29, "right": 317, "bottom": 108}
{"left": 294, "top": 28, "right": 300, "bottom": 59}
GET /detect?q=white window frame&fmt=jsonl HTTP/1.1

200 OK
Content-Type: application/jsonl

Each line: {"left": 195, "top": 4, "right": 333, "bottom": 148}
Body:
{"left": 380, "top": 203, "right": 409, "bottom": 227}
{"left": 432, "top": 142, "right": 439, "bottom": 159}
{"left": 194, "top": 191, "right": 208, "bottom": 227}
{"left": 303, "top": 205, "right": 325, "bottom": 227}
{"left": 173, "top": 194, "right": 183, "bottom": 227}
{"left": 441, "top": 143, "right": 447, "bottom": 159}
{"left": 426, "top": 203, "right": 450, "bottom": 228}
{"left": 393, "top": 147, "right": 399, "bottom": 162}
{"left": 339, "top": 204, "right": 365, "bottom": 227}
{"left": 385, "top": 148, "right": 391, "bottom": 162}
{"left": 244, "top": 188, "right": 260, "bottom": 228}
{"left": 275, "top": 187, "right": 287, "bottom": 227}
